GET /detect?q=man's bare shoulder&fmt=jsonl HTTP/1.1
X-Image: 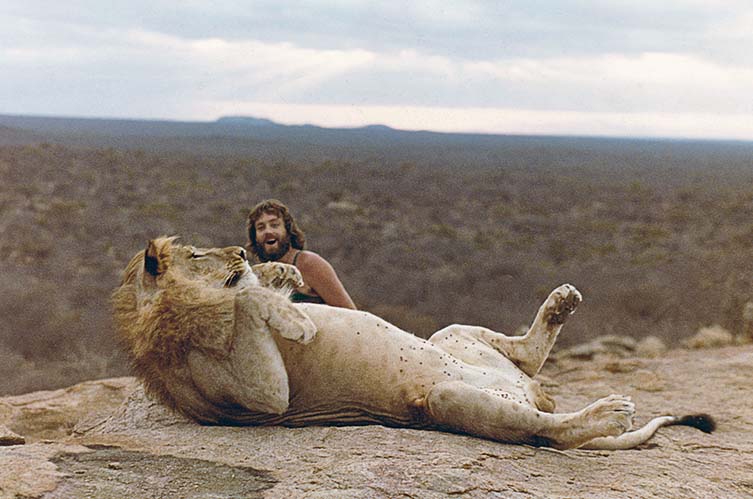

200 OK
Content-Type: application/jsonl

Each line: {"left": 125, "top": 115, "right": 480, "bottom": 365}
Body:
{"left": 294, "top": 250, "right": 356, "bottom": 309}
{"left": 295, "top": 250, "right": 332, "bottom": 270}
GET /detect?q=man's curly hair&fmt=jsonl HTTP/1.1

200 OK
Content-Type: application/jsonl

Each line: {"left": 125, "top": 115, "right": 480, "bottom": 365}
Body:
{"left": 245, "top": 199, "right": 306, "bottom": 258}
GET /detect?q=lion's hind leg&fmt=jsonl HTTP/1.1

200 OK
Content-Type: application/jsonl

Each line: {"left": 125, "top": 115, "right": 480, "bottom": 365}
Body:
{"left": 425, "top": 381, "right": 634, "bottom": 449}
{"left": 428, "top": 325, "right": 519, "bottom": 370}
{"left": 429, "top": 284, "right": 581, "bottom": 377}
{"left": 509, "top": 283, "right": 582, "bottom": 377}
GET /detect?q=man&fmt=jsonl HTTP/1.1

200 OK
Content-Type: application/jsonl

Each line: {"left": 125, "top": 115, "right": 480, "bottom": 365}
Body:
{"left": 246, "top": 199, "right": 357, "bottom": 309}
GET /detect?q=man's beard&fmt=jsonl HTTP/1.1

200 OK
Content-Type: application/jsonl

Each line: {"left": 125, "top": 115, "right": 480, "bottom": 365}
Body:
{"left": 255, "top": 237, "right": 291, "bottom": 262}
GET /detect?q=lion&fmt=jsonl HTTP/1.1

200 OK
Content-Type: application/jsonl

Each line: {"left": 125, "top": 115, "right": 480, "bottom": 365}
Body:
{"left": 112, "top": 237, "right": 714, "bottom": 450}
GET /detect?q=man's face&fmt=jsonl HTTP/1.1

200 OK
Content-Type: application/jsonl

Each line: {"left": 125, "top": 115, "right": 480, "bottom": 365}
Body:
{"left": 254, "top": 211, "right": 290, "bottom": 262}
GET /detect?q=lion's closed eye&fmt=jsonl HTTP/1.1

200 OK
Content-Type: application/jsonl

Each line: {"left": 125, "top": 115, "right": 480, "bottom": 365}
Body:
{"left": 190, "top": 247, "right": 207, "bottom": 259}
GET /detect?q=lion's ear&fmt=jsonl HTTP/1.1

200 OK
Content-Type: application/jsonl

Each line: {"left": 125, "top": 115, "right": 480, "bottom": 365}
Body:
{"left": 144, "top": 241, "right": 161, "bottom": 276}
{"left": 144, "top": 236, "right": 176, "bottom": 277}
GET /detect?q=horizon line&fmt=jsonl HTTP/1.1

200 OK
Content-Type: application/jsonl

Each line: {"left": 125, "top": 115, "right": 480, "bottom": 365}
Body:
{"left": 2, "top": 110, "right": 753, "bottom": 146}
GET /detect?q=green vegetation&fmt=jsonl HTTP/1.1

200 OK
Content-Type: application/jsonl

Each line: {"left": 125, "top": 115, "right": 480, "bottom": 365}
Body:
{"left": 1, "top": 122, "right": 752, "bottom": 395}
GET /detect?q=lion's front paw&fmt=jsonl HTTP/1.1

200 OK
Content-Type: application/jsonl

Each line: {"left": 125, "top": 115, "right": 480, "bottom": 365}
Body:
{"left": 252, "top": 262, "right": 305, "bottom": 289}
{"left": 582, "top": 394, "right": 635, "bottom": 438}
{"left": 543, "top": 284, "right": 582, "bottom": 325}
{"left": 266, "top": 301, "right": 317, "bottom": 345}
{"left": 278, "top": 314, "right": 318, "bottom": 344}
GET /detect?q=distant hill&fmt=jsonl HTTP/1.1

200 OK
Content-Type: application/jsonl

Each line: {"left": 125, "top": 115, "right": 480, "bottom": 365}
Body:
{"left": 215, "top": 116, "right": 280, "bottom": 127}
{"left": 0, "top": 113, "right": 403, "bottom": 138}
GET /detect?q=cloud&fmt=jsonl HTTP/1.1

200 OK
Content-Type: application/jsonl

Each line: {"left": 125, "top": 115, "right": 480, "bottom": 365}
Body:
{"left": 2, "top": 2, "right": 753, "bottom": 139}
{"left": 4, "top": 1, "right": 752, "bottom": 59}
{"left": 0, "top": 22, "right": 375, "bottom": 112}
{"left": 120, "top": 29, "right": 376, "bottom": 102}
{"left": 462, "top": 52, "right": 753, "bottom": 113}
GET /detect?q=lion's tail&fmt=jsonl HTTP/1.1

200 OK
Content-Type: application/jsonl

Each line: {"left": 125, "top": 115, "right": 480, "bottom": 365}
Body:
{"left": 579, "top": 413, "right": 716, "bottom": 450}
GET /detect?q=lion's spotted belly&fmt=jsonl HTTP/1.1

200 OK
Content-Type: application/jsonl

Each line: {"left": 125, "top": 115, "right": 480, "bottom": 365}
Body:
{"left": 275, "top": 306, "right": 535, "bottom": 427}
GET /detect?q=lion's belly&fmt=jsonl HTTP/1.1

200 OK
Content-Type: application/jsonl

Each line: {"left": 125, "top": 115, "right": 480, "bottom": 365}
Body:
{"left": 272, "top": 306, "right": 534, "bottom": 426}
{"left": 279, "top": 334, "right": 426, "bottom": 426}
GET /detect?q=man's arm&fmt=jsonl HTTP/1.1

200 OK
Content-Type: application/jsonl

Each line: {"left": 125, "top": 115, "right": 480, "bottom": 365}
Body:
{"left": 295, "top": 251, "right": 356, "bottom": 309}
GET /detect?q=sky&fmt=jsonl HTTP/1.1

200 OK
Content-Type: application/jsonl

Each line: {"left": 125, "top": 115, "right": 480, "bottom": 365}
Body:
{"left": 2, "top": 1, "right": 753, "bottom": 140}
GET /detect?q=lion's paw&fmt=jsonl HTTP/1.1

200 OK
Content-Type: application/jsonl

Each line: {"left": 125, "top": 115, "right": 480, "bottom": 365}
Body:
{"left": 278, "top": 315, "right": 317, "bottom": 344}
{"left": 267, "top": 302, "right": 317, "bottom": 344}
{"left": 543, "top": 284, "right": 582, "bottom": 325}
{"left": 252, "top": 262, "right": 305, "bottom": 289}
{"left": 582, "top": 394, "right": 635, "bottom": 437}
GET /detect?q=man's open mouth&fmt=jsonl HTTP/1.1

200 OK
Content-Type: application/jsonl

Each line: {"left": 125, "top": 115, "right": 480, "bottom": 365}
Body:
{"left": 265, "top": 238, "right": 278, "bottom": 246}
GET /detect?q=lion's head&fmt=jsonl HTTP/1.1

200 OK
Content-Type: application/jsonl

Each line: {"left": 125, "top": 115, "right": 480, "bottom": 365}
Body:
{"left": 118, "top": 236, "right": 258, "bottom": 293}
{"left": 112, "top": 237, "right": 259, "bottom": 414}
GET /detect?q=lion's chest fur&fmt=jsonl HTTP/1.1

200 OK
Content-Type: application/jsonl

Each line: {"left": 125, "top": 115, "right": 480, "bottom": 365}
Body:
{"left": 271, "top": 305, "right": 535, "bottom": 426}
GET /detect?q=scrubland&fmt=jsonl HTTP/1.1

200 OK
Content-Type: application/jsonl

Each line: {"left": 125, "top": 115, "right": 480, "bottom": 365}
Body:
{"left": 1, "top": 128, "right": 752, "bottom": 395}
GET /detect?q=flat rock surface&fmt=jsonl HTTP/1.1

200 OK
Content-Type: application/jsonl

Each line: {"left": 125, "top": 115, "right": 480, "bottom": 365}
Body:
{"left": 1, "top": 345, "right": 751, "bottom": 499}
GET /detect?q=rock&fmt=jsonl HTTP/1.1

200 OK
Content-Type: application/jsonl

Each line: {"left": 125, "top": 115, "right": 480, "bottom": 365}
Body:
{"left": 0, "top": 442, "right": 91, "bottom": 498}
{"left": 682, "top": 325, "right": 734, "bottom": 349}
{"left": 0, "top": 424, "right": 25, "bottom": 446}
{"left": 631, "top": 369, "right": 666, "bottom": 392}
{"left": 1, "top": 347, "right": 752, "bottom": 498}
{"left": 604, "top": 359, "right": 644, "bottom": 373}
{"left": 553, "top": 335, "right": 637, "bottom": 360}
{"left": 636, "top": 336, "right": 667, "bottom": 358}
{"left": 598, "top": 335, "right": 638, "bottom": 351}
{"left": 0, "top": 377, "right": 136, "bottom": 441}
{"left": 76, "top": 383, "right": 189, "bottom": 435}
